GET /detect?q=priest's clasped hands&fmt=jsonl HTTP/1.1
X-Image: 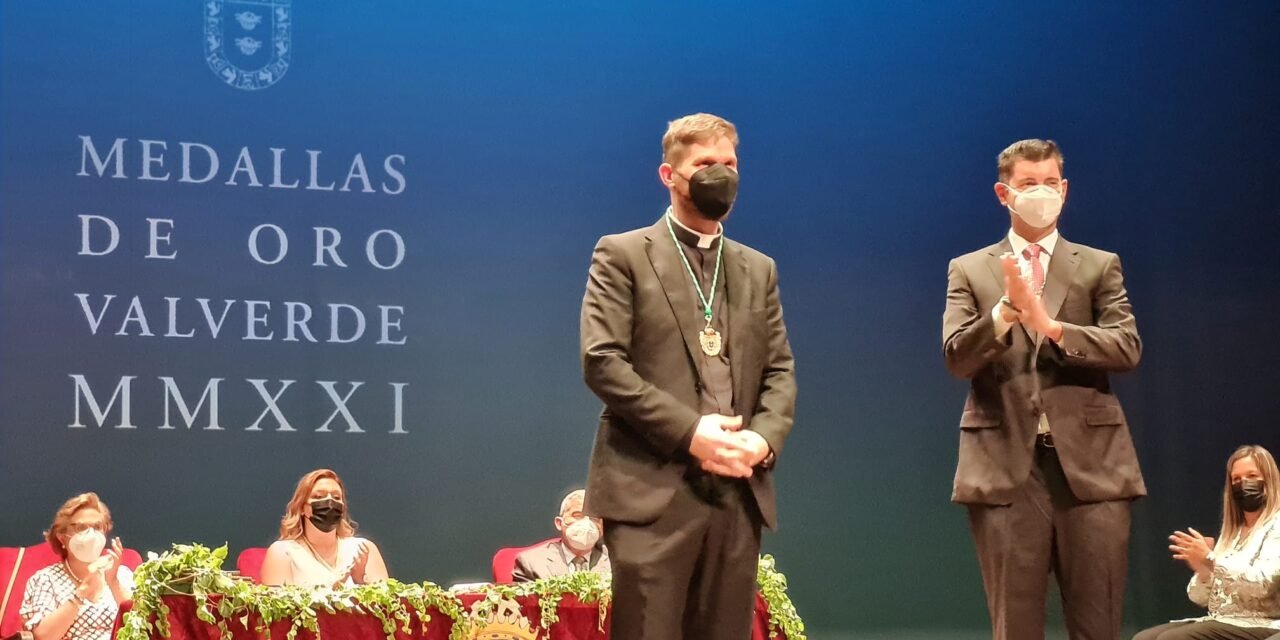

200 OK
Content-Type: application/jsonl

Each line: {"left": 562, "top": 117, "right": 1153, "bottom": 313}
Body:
{"left": 689, "top": 414, "right": 771, "bottom": 478}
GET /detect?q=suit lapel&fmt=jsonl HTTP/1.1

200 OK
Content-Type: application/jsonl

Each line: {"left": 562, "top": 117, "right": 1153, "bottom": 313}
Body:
{"left": 547, "top": 543, "right": 565, "bottom": 574}
{"left": 644, "top": 220, "right": 704, "bottom": 376}
{"left": 725, "top": 240, "right": 751, "bottom": 408}
{"left": 985, "top": 237, "right": 1013, "bottom": 293}
{"left": 1041, "top": 237, "right": 1081, "bottom": 321}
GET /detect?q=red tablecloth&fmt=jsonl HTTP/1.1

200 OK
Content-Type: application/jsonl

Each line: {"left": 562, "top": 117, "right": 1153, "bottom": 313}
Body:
{"left": 112, "top": 592, "right": 783, "bottom": 640}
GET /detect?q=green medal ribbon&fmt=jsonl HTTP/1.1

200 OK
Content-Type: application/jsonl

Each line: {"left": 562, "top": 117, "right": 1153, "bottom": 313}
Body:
{"left": 665, "top": 208, "right": 723, "bottom": 328}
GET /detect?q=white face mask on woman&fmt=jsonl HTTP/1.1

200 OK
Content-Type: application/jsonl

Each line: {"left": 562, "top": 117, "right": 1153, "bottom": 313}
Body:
{"left": 563, "top": 519, "right": 601, "bottom": 553}
{"left": 67, "top": 528, "right": 106, "bottom": 563}
{"left": 1001, "top": 183, "right": 1064, "bottom": 229}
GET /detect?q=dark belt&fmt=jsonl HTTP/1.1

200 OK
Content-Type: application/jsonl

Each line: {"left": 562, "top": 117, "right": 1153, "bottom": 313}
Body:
{"left": 1036, "top": 432, "right": 1055, "bottom": 449}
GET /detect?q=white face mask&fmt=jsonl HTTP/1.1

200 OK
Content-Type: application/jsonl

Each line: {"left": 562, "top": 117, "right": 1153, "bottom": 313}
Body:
{"left": 563, "top": 519, "right": 601, "bottom": 553}
{"left": 1002, "top": 183, "right": 1063, "bottom": 229}
{"left": 68, "top": 528, "right": 106, "bottom": 563}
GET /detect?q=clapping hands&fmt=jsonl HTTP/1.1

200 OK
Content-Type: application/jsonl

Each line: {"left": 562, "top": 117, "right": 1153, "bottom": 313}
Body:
{"left": 1169, "top": 527, "right": 1216, "bottom": 576}
{"left": 103, "top": 537, "right": 125, "bottom": 587}
{"left": 1000, "top": 253, "right": 1060, "bottom": 339}
{"left": 332, "top": 540, "right": 371, "bottom": 588}
{"left": 1000, "top": 253, "right": 1036, "bottom": 317}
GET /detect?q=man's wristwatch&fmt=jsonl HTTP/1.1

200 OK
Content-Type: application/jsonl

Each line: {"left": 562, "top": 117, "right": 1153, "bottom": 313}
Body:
{"left": 759, "top": 450, "right": 776, "bottom": 470}
{"left": 999, "top": 295, "right": 1021, "bottom": 313}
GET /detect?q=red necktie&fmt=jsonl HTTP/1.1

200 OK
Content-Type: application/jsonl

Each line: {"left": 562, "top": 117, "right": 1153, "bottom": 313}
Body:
{"left": 1022, "top": 244, "right": 1045, "bottom": 296}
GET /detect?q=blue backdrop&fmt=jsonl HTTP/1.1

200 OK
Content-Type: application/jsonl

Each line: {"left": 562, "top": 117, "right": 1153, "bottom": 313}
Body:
{"left": 2, "top": 1, "right": 1278, "bottom": 635}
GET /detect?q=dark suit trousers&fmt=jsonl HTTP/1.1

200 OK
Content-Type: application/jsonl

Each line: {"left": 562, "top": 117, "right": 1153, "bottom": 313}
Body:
{"left": 968, "top": 444, "right": 1132, "bottom": 640}
{"left": 604, "top": 473, "right": 762, "bottom": 640}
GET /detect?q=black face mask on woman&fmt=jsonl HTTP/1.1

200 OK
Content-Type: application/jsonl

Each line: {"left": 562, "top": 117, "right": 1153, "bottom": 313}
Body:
{"left": 1231, "top": 478, "right": 1267, "bottom": 513}
{"left": 680, "top": 163, "right": 739, "bottom": 221}
{"left": 308, "top": 498, "right": 345, "bottom": 533}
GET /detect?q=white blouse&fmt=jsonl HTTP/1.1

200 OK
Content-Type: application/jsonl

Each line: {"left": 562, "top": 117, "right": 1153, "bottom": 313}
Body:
{"left": 1183, "top": 515, "right": 1280, "bottom": 629}
{"left": 271, "top": 536, "right": 368, "bottom": 588}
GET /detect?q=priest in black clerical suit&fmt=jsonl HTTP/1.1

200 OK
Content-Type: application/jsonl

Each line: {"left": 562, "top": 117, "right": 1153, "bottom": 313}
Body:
{"left": 580, "top": 113, "right": 796, "bottom": 640}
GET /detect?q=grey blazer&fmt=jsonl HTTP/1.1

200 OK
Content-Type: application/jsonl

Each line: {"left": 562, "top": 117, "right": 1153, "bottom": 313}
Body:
{"left": 943, "top": 236, "right": 1146, "bottom": 505}
{"left": 581, "top": 218, "right": 797, "bottom": 528}
{"left": 511, "top": 540, "right": 611, "bottom": 583}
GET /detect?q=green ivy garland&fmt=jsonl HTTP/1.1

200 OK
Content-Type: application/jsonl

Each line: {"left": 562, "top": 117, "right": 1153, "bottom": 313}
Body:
{"left": 468, "top": 570, "right": 612, "bottom": 631}
{"left": 116, "top": 545, "right": 469, "bottom": 640}
{"left": 118, "top": 544, "right": 804, "bottom": 640}
{"left": 756, "top": 554, "right": 806, "bottom": 640}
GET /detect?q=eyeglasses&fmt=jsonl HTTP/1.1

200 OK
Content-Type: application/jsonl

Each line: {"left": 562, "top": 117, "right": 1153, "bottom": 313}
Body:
{"left": 66, "top": 522, "right": 105, "bottom": 535}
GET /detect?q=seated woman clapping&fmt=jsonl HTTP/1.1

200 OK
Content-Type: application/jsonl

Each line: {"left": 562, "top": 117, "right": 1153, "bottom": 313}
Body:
{"left": 19, "top": 493, "right": 132, "bottom": 640}
{"left": 1134, "top": 445, "right": 1280, "bottom": 640}
{"left": 259, "top": 469, "right": 388, "bottom": 588}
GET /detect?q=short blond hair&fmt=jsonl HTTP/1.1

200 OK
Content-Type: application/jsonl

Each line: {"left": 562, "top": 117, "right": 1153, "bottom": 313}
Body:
{"left": 997, "top": 139, "right": 1064, "bottom": 182}
{"left": 662, "top": 113, "right": 739, "bottom": 163}
{"left": 45, "top": 492, "right": 114, "bottom": 558}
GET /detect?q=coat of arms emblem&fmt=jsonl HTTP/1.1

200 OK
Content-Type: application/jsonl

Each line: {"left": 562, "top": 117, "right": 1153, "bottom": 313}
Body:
{"left": 469, "top": 597, "right": 540, "bottom": 640}
{"left": 204, "top": 0, "right": 291, "bottom": 90}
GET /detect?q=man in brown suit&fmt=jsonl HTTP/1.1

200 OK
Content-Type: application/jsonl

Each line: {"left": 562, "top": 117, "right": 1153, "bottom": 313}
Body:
{"left": 580, "top": 113, "right": 796, "bottom": 640}
{"left": 943, "top": 139, "right": 1145, "bottom": 640}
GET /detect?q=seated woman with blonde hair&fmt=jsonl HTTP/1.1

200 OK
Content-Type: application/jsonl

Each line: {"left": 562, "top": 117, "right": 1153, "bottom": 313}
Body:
{"left": 19, "top": 492, "right": 132, "bottom": 640}
{"left": 259, "top": 469, "right": 388, "bottom": 588}
{"left": 1134, "top": 444, "right": 1280, "bottom": 640}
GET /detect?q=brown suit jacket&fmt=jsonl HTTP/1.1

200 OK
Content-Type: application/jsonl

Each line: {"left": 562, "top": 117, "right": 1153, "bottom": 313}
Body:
{"left": 581, "top": 218, "right": 797, "bottom": 529}
{"left": 943, "top": 236, "right": 1146, "bottom": 505}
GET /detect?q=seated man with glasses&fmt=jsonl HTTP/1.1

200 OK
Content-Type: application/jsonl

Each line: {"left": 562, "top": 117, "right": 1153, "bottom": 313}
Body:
{"left": 512, "top": 490, "right": 611, "bottom": 583}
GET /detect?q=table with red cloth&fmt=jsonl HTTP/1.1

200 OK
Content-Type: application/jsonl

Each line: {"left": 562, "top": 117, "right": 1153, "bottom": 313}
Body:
{"left": 111, "top": 592, "right": 785, "bottom": 640}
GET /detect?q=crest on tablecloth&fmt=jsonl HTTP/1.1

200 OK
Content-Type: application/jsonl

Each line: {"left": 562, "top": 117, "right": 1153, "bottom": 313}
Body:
{"left": 469, "top": 597, "right": 539, "bottom": 640}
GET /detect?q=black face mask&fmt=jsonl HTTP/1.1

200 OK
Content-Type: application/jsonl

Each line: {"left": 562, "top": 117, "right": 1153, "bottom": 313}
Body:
{"left": 680, "top": 163, "right": 738, "bottom": 221}
{"left": 308, "top": 498, "right": 345, "bottom": 533}
{"left": 1231, "top": 478, "right": 1267, "bottom": 513}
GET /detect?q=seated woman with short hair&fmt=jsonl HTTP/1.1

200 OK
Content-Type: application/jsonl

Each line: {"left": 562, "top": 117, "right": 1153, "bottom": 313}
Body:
{"left": 19, "top": 493, "right": 132, "bottom": 640}
{"left": 259, "top": 468, "right": 388, "bottom": 588}
{"left": 1134, "top": 445, "right": 1280, "bottom": 640}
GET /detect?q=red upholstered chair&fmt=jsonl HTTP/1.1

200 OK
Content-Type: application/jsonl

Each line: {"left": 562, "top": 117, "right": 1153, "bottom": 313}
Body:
{"left": 121, "top": 549, "right": 144, "bottom": 571}
{"left": 1, "top": 543, "right": 57, "bottom": 639}
{"left": 491, "top": 538, "right": 558, "bottom": 584}
{"left": 236, "top": 547, "right": 269, "bottom": 584}
{"left": 1, "top": 541, "right": 142, "bottom": 638}
{"left": 1, "top": 546, "right": 24, "bottom": 639}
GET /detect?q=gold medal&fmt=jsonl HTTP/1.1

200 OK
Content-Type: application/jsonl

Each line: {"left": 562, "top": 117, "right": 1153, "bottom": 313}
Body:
{"left": 699, "top": 323, "right": 723, "bottom": 357}
{"left": 665, "top": 210, "right": 726, "bottom": 359}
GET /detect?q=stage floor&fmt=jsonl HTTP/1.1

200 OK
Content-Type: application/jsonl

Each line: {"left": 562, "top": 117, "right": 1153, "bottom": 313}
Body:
{"left": 810, "top": 628, "right": 1130, "bottom": 640}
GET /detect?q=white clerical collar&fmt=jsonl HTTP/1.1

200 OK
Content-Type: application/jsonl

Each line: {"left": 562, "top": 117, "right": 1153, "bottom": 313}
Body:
{"left": 667, "top": 208, "right": 723, "bottom": 249}
{"left": 1008, "top": 228, "right": 1059, "bottom": 257}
